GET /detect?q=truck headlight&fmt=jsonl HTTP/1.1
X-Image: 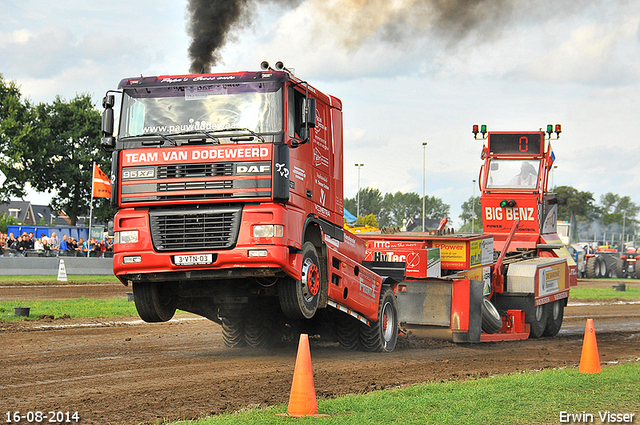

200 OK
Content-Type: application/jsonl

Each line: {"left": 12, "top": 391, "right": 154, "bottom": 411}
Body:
{"left": 115, "top": 230, "right": 139, "bottom": 244}
{"left": 253, "top": 224, "right": 284, "bottom": 238}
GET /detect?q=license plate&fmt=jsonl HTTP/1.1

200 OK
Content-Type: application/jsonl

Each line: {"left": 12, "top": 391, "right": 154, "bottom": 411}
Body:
{"left": 174, "top": 254, "right": 213, "bottom": 266}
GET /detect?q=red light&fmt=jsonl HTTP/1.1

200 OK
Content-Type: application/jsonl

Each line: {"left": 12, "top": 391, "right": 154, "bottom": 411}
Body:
{"left": 555, "top": 124, "right": 562, "bottom": 133}
{"left": 473, "top": 124, "right": 479, "bottom": 135}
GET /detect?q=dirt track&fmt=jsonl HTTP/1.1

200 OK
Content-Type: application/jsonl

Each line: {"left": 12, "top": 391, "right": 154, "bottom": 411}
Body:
{"left": 1, "top": 279, "right": 639, "bottom": 425}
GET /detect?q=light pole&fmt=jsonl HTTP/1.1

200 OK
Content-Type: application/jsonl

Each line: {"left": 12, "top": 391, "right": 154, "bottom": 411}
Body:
{"left": 422, "top": 142, "right": 427, "bottom": 232}
{"left": 472, "top": 179, "right": 476, "bottom": 233}
{"left": 355, "top": 163, "right": 364, "bottom": 217}
{"left": 551, "top": 165, "right": 558, "bottom": 189}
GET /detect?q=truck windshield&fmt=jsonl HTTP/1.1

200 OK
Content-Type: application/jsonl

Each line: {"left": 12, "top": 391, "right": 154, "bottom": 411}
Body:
{"left": 119, "top": 81, "right": 283, "bottom": 138}
{"left": 486, "top": 159, "right": 540, "bottom": 189}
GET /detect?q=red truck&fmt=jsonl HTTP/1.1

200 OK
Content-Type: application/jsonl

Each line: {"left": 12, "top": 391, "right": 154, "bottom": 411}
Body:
{"left": 100, "top": 62, "right": 398, "bottom": 351}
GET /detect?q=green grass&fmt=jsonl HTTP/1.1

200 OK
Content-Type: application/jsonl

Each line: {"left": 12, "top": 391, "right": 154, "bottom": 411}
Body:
{"left": 570, "top": 285, "right": 640, "bottom": 301}
{"left": 166, "top": 362, "right": 640, "bottom": 425}
{"left": 0, "top": 274, "right": 119, "bottom": 283}
{"left": 0, "top": 297, "right": 137, "bottom": 321}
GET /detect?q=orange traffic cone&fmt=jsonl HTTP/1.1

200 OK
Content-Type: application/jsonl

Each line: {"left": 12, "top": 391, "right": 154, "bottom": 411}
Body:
{"left": 285, "top": 334, "right": 319, "bottom": 417}
{"left": 579, "top": 319, "right": 601, "bottom": 373}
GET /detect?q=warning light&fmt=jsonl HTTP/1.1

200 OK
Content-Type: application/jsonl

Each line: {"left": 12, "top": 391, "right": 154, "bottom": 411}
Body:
{"left": 500, "top": 199, "right": 516, "bottom": 208}
{"left": 555, "top": 124, "right": 562, "bottom": 134}
{"left": 546, "top": 124, "right": 553, "bottom": 135}
{"left": 473, "top": 124, "right": 487, "bottom": 139}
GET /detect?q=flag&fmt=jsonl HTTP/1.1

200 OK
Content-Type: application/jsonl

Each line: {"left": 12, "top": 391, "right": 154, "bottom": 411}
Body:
{"left": 93, "top": 163, "right": 111, "bottom": 198}
{"left": 549, "top": 147, "right": 556, "bottom": 163}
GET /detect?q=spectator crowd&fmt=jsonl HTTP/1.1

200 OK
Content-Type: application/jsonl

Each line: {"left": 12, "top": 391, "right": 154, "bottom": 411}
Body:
{"left": 0, "top": 231, "right": 113, "bottom": 258}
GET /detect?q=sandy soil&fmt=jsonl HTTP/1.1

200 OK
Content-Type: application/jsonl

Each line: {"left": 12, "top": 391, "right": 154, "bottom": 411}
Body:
{"left": 1, "top": 279, "right": 639, "bottom": 425}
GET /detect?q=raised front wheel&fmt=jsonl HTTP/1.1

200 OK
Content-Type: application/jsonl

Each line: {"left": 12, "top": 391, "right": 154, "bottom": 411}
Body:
{"left": 279, "top": 242, "right": 323, "bottom": 320}
{"left": 132, "top": 281, "right": 177, "bottom": 323}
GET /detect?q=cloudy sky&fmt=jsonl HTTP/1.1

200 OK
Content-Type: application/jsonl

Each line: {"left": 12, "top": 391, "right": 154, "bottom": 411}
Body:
{"left": 2, "top": 0, "right": 639, "bottom": 228}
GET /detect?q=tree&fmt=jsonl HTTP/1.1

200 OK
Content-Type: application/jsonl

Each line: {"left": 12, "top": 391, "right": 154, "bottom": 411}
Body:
{"left": 345, "top": 187, "right": 384, "bottom": 218}
{"left": 0, "top": 75, "right": 36, "bottom": 201}
{"left": 0, "top": 92, "right": 113, "bottom": 226}
{"left": 598, "top": 192, "right": 639, "bottom": 228}
{"left": 555, "top": 186, "right": 598, "bottom": 222}
{"left": 459, "top": 195, "right": 482, "bottom": 232}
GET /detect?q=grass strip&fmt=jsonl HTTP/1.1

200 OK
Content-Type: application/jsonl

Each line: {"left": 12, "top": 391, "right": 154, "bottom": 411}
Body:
{"left": 0, "top": 274, "right": 119, "bottom": 283}
{"left": 169, "top": 362, "right": 640, "bottom": 425}
{"left": 570, "top": 285, "right": 640, "bottom": 301}
{"left": 0, "top": 297, "right": 136, "bottom": 321}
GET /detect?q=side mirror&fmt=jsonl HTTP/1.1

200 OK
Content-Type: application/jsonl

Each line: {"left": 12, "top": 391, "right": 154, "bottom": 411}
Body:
{"left": 101, "top": 95, "right": 116, "bottom": 151}
{"left": 298, "top": 98, "right": 316, "bottom": 142}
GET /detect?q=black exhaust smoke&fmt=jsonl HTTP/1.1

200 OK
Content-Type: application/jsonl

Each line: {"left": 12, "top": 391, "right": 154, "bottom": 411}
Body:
{"left": 186, "top": 0, "right": 514, "bottom": 74}
{"left": 187, "top": 0, "right": 251, "bottom": 74}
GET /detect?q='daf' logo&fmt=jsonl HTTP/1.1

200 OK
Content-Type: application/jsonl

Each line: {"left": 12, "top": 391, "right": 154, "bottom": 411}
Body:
{"left": 236, "top": 164, "right": 270, "bottom": 174}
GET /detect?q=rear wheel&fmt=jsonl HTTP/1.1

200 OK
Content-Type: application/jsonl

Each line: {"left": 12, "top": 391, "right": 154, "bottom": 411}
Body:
{"left": 481, "top": 297, "right": 503, "bottom": 334}
{"left": 528, "top": 302, "right": 548, "bottom": 338}
{"left": 542, "top": 300, "right": 564, "bottom": 337}
{"left": 279, "top": 242, "right": 322, "bottom": 320}
{"left": 221, "top": 316, "right": 245, "bottom": 348}
{"left": 335, "top": 315, "right": 361, "bottom": 351}
{"left": 585, "top": 257, "right": 600, "bottom": 278}
{"left": 244, "top": 313, "right": 273, "bottom": 349}
{"left": 133, "top": 282, "right": 177, "bottom": 323}
{"left": 360, "top": 287, "right": 398, "bottom": 352}
{"left": 598, "top": 258, "right": 608, "bottom": 278}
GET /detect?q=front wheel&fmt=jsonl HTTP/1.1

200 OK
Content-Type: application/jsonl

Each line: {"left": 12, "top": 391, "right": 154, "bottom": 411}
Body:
{"left": 133, "top": 282, "right": 177, "bottom": 323}
{"left": 279, "top": 242, "right": 323, "bottom": 320}
{"left": 360, "top": 287, "right": 398, "bottom": 352}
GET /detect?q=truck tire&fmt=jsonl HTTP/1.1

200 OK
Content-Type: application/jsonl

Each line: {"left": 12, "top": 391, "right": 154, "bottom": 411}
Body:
{"left": 279, "top": 242, "right": 322, "bottom": 320}
{"left": 481, "top": 298, "right": 503, "bottom": 334}
{"left": 528, "top": 303, "right": 548, "bottom": 338}
{"left": 599, "top": 258, "right": 608, "bottom": 278}
{"left": 335, "top": 315, "right": 361, "bottom": 351}
{"left": 360, "top": 287, "right": 398, "bottom": 352}
{"left": 542, "top": 300, "right": 564, "bottom": 337}
{"left": 585, "top": 257, "right": 600, "bottom": 278}
{"left": 221, "top": 316, "right": 245, "bottom": 348}
{"left": 244, "top": 314, "right": 273, "bottom": 349}
{"left": 133, "top": 281, "right": 177, "bottom": 323}
{"left": 616, "top": 258, "right": 625, "bottom": 278}
{"left": 607, "top": 260, "right": 617, "bottom": 278}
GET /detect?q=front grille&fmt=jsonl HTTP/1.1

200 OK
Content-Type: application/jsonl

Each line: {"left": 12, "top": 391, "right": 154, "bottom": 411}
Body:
{"left": 157, "top": 180, "right": 234, "bottom": 191}
{"left": 149, "top": 207, "right": 242, "bottom": 252}
{"left": 157, "top": 163, "right": 233, "bottom": 178}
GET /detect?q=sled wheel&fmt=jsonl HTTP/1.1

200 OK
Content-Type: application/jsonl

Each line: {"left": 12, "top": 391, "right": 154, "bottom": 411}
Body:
{"left": 360, "top": 287, "right": 398, "bottom": 352}
{"left": 481, "top": 297, "right": 503, "bottom": 334}
{"left": 133, "top": 281, "right": 176, "bottom": 323}
{"left": 279, "top": 242, "right": 322, "bottom": 320}
{"left": 528, "top": 302, "right": 548, "bottom": 338}
{"left": 542, "top": 300, "right": 564, "bottom": 337}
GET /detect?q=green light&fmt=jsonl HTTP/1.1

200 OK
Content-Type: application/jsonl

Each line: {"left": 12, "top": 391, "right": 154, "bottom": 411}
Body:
{"left": 500, "top": 200, "right": 508, "bottom": 208}
{"left": 547, "top": 124, "right": 553, "bottom": 133}
{"left": 481, "top": 124, "right": 487, "bottom": 133}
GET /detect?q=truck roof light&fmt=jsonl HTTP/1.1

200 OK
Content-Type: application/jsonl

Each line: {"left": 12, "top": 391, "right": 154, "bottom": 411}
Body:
{"left": 473, "top": 124, "right": 479, "bottom": 135}
{"left": 555, "top": 124, "right": 562, "bottom": 134}
{"left": 481, "top": 124, "right": 487, "bottom": 134}
{"left": 546, "top": 124, "right": 553, "bottom": 135}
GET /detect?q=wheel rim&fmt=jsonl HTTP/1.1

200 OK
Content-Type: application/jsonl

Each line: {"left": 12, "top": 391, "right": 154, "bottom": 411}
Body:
{"left": 381, "top": 301, "right": 395, "bottom": 344}
{"left": 552, "top": 301, "right": 560, "bottom": 320}
{"left": 301, "top": 257, "right": 320, "bottom": 298}
{"left": 535, "top": 304, "right": 544, "bottom": 322}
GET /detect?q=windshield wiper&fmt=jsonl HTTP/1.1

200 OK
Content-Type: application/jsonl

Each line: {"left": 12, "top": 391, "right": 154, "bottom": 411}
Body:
{"left": 120, "top": 133, "right": 176, "bottom": 146}
{"left": 172, "top": 130, "right": 221, "bottom": 145}
{"left": 210, "top": 128, "right": 265, "bottom": 143}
